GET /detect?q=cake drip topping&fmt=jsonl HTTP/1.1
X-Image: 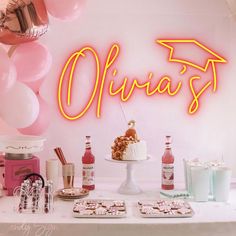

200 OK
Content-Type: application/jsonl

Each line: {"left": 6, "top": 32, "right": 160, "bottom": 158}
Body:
{"left": 111, "top": 120, "right": 139, "bottom": 160}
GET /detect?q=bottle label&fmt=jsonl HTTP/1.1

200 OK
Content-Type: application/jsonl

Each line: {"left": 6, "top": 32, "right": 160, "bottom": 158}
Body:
{"left": 162, "top": 163, "right": 174, "bottom": 185}
{"left": 82, "top": 164, "right": 95, "bottom": 186}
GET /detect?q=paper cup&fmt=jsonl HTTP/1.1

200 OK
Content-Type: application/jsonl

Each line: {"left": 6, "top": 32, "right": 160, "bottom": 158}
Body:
{"left": 46, "top": 159, "right": 59, "bottom": 191}
{"left": 213, "top": 167, "right": 232, "bottom": 202}
{"left": 191, "top": 166, "right": 210, "bottom": 202}
{"left": 207, "top": 161, "right": 225, "bottom": 196}
{"left": 184, "top": 159, "right": 202, "bottom": 195}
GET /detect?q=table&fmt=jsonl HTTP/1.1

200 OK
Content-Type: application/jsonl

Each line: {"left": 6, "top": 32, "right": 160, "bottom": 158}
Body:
{"left": 0, "top": 181, "right": 236, "bottom": 236}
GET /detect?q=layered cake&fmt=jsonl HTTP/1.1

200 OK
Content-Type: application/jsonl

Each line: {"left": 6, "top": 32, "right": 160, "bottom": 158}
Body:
{"left": 111, "top": 120, "right": 147, "bottom": 161}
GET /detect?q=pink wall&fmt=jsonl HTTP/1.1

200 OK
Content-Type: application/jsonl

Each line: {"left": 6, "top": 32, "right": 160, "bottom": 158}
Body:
{"left": 1, "top": 0, "right": 236, "bottom": 182}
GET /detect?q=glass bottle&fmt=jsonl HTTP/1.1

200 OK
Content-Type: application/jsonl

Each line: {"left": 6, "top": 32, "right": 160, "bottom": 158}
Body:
{"left": 161, "top": 136, "right": 174, "bottom": 190}
{"left": 82, "top": 136, "right": 95, "bottom": 190}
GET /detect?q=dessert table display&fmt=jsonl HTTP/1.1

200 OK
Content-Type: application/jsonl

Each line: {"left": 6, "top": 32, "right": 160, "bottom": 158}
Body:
{"left": 0, "top": 181, "right": 236, "bottom": 236}
{"left": 0, "top": 127, "right": 234, "bottom": 236}
{"left": 0, "top": 0, "right": 234, "bottom": 235}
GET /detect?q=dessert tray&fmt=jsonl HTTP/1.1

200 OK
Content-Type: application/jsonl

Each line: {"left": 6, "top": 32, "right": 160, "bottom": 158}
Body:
{"left": 57, "top": 188, "right": 89, "bottom": 200}
{"left": 137, "top": 199, "right": 194, "bottom": 218}
{"left": 73, "top": 199, "right": 127, "bottom": 218}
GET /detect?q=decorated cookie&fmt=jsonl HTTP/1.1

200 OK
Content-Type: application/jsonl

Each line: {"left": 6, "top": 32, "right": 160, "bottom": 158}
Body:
{"left": 113, "top": 201, "right": 125, "bottom": 207}
{"left": 74, "top": 205, "right": 87, "bottom": 212}
{"left": 95, "top": 207, "right": 107, "bottom": 215}
{"left": 116, "top": 206, "right": 126, "bottom": 211}
{"left": 141, "top": 206, "right": 154, "bottom": 214}
{"left": 159, "top": 205, "right": 171, "bottom": 213}
{"left": 79, "top": 209, "right": 94, "bottom": 215}
{"left": 102, "top": 201, "right": 114, "bottom": 208}
{"left": 177, "top": 207, "right": 192, "bottom": 215}
{"left": 143, "top": 208, "right": 160, "bottom": 215}
{"left": 86, "top": 203, "right": 98, "bottom": 210}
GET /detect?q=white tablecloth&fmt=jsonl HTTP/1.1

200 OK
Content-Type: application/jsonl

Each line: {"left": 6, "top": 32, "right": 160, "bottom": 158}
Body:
{"left": 0, "top": 181, "right": 236, "bottom": 236}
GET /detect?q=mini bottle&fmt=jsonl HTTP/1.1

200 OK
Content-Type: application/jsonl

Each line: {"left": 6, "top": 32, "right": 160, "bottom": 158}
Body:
{"left": 161, "top": 136, "right": 174, "bottom": 190}
{"left": 82, "top": 136, "right": 95, "bottom": 190}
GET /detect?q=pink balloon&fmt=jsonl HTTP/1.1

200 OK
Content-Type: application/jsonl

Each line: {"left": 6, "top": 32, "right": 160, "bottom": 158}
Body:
{"left": 0, "top": 47, "right": 16, "bottom": 94}
{"left": 0, "top": 82, "right": 39, "bottom": 128}
{"left": 11, "top": 42, "right": 52, "bottom": 82}
{"left": 23, "top": 77, "right": 45, "bottom": 93}
{"left": 44, "top": 0, "right": 86, "bottom": 21}
{"left": 18, "top": 95, "right": 51, "bottom": 135}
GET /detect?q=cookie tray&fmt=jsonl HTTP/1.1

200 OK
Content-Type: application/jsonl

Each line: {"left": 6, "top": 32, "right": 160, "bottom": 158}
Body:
{"left": 73, "top": 199, "right": 127, "bottom": 218}
{"left": 137, "top": 200, "right": 194, "bottom": 218}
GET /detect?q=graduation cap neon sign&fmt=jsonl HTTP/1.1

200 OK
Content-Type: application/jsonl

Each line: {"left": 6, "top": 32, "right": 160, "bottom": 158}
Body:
{"left": 57, "top": 39, "right": 227, "bottom": 120}
{"left": 157, "top": 39, "right": 226, "bottom": 91}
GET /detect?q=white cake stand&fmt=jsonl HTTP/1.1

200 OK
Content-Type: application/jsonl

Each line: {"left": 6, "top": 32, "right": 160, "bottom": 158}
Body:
{"left": 105, "top": 155, "right": 151, "bottom": 195}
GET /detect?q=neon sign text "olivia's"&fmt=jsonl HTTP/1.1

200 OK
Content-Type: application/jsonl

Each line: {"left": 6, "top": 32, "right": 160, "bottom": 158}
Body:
{"left": 57, "top": 39, "right": 226, "bottom": 120}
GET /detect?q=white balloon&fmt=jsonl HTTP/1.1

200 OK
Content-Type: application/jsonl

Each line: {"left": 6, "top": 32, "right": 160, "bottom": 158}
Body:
{"left": 0, "top": 82, "right": 39, "bottom": 128}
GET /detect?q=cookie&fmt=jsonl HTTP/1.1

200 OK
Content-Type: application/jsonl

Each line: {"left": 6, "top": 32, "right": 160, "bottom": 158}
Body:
{"left": 141, "top": 206, "right": 153, "bottom": 214}
{"left": 158, "top": 205, "right": 171, "bottom": 213}
{"left": 113, "top": 201, "right": 124, "bottom": 207}
{"left": 177, "top": 207, "right": 192, "bottom": 215}
{"left": 95, "top": 207, "right": 107, "bottom": 215}
{"left": 79, "top": 210, "right": 94, "bottom": 215}
{"left": 116, "top": 206, "right": 126, "bottom": 211}
{"left": 101, "top": 201, "right": 114, "bottom": 208}
{"left": 73, "top": 205, "right": 86, "bottom": 212}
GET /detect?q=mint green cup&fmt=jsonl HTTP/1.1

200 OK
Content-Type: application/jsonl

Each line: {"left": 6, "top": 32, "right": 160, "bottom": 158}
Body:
{"left": 191, "top": 166, "right": 210, "bottom": 202}
{"left": 212, "top": 167, "right": 232, "bottom": 202}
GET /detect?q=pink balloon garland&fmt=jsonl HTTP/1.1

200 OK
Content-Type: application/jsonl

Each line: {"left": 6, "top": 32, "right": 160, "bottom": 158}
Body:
{"left": 0, "top": 0, "right": 86, "bottom": 134}
{"left": 0, "top": 42, "right": 52, "bottom": 131}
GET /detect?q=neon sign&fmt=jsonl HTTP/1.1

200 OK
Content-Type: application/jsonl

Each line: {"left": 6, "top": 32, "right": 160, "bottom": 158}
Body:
{"left": 57, "top": 39, "right": 226, "bottom": 120}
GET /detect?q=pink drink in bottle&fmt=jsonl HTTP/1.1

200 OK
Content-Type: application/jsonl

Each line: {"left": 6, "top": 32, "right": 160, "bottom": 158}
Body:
{"left": 82, "top": 136, "right": 95, "bottom": 190}
{"left": 161, "top": 136, "right": 174, "bottom": 190}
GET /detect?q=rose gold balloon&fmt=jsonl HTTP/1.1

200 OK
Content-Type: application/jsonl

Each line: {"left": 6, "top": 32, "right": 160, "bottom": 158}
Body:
{"left": 0, "top": 0, "right": 49, "bottom": 45}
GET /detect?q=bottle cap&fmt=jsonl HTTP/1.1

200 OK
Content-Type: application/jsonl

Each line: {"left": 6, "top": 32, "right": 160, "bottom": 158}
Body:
{"left": 85, "top": 136, "right": 91, "bottom": 149}
{"left": 165, "top": 135, "right": 172, "bottom": 143}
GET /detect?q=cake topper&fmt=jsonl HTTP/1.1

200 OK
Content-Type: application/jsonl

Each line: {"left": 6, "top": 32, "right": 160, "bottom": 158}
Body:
{"left": 125, "top": 120, "right": 137, "bottom": 139}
